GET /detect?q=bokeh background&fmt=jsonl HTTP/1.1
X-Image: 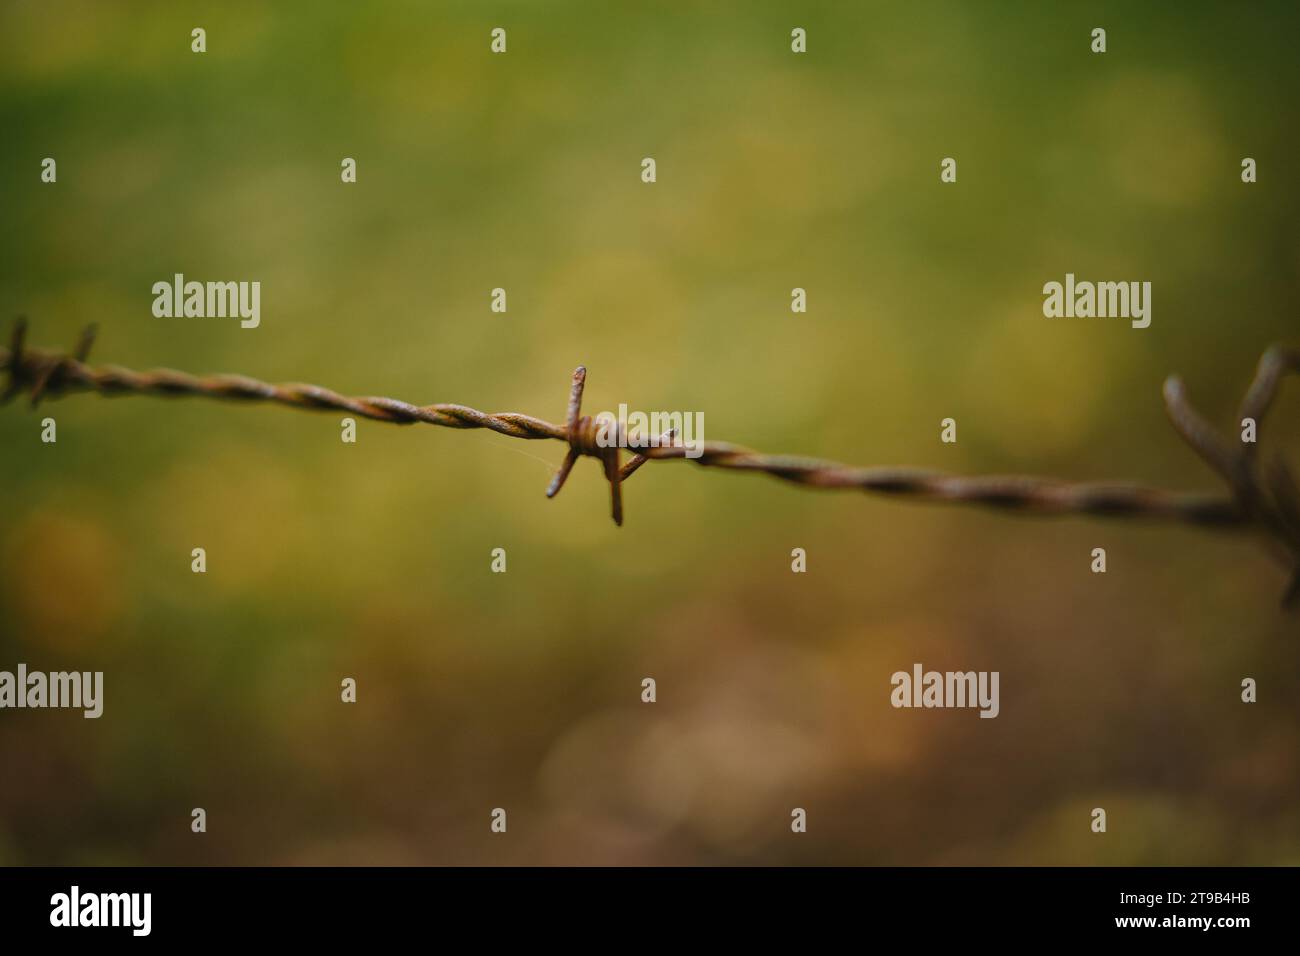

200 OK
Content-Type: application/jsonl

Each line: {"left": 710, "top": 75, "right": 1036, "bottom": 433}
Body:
{"left": 1, "top": 0, "right": 1298, "bottom": 865}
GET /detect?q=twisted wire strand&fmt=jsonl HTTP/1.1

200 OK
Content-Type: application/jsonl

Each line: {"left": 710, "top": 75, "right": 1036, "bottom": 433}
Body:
{"left": 3, "top": 320, "right": 1297, "bottom": 602}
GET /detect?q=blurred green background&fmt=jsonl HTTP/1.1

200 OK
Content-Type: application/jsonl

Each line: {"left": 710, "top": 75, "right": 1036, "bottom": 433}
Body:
{"left": 1, "top": 0, "right": 1298, "bottom": 865}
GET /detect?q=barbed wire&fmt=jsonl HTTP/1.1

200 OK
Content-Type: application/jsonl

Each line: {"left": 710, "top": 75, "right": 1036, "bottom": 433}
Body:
{"left": 4, "top": 318, "right": 1297, "bottom": 606}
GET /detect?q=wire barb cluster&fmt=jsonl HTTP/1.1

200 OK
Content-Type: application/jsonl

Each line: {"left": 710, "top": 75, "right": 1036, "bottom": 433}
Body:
{"left": 3, "top": 319, "right": 1297, "bottom": 606}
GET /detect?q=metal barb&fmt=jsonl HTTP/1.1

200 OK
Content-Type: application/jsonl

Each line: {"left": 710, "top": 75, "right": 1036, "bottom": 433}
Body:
{"left": 544, "top": 366, "right": 631, "bottom": 526}
{"left": 3, "top": 319, "right": 100, "bottom": 408}
{"left": 1163, "top": 363, "right": 1300, "bottom": 605}
{"left": 3, "top": 320, "right": 1297, "bottom": 606}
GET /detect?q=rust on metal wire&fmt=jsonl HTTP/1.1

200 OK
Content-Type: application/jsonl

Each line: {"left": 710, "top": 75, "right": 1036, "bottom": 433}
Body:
{"left": 3, "top": 318, "right": 1297, "bottom": 606}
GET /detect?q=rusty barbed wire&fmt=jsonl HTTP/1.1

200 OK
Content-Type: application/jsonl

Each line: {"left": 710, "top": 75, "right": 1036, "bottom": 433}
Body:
{"left": 3, "top": 318, "right": 1298, "bottom": 606}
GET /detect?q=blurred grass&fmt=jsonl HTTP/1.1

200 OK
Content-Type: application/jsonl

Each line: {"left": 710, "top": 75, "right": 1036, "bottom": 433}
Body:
{"left": 1, "top": 1, "right": 1298, "bottom": 864}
